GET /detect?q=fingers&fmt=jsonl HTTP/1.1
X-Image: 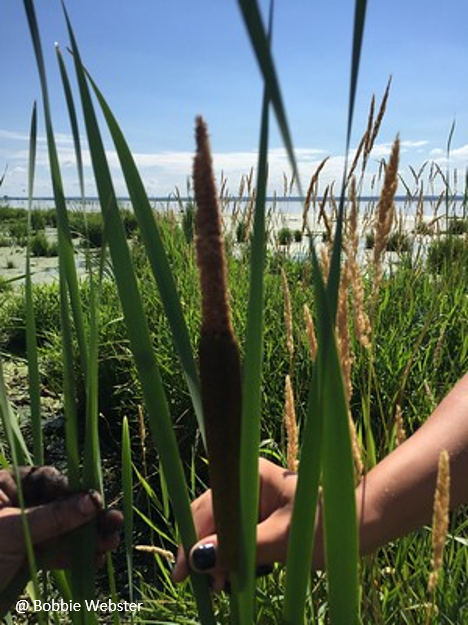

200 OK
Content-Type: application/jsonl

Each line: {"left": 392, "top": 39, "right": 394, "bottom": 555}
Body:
{"left": 172, "top": 509, "right": 290, "bottom": 588}
{"left": 0, "top": 466, "right": 69, "bottom": 507}
{"left": 34, "top": 507, "right": 123, "bottom": 572}
{"left": 20, "top": 466, "right": 70, "bottom": 506}
{"left": 96, "top": 509, "right": 124, "bottom": 552}
{"left": 25, "top": 490, "right": 102, "bottom": 546}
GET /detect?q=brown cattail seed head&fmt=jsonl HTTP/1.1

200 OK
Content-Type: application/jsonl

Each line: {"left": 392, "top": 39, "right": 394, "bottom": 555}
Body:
{"left": 194, "top": 116, "right": 232, "bottom": 336}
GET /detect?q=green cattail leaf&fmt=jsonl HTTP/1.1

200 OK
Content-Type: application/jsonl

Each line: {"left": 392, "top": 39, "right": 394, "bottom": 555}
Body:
{"left": 327, "top": 0, "right": 368, "bottom": 316}
{"left": 284, "top": 0, "right": 367, "bottom": 619}
{"left": 62, "top": 7, "right": 215, "bottom": 621}
{"left": 84, "top": 72, "right": 205, "bottom": 447}
{"left": 55, "top": 44, "right": 85, "bottom": 200}
{"left": 234, "top": 43, "right": 270, "bottom": 622}
{"left": 23, "top": 0, "right": 82, "bottom": 489}
{"left": 25, "top": 101, "right": 43, "bottom": 465}
{"left": 237, "top": 0, "right": 303, "bottom": 198}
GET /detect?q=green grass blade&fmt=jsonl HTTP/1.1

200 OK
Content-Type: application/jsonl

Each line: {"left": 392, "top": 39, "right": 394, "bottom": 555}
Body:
{"left": 283, "top": 255, "right": 359, "bottom": 624}
{"left": 234, "top": 43, "right": 271, "bottom": 625}
{"left": 318, "top": 312, "right": 359, "bottom": 623}
{"left": 237, "top": 0, "right": 303, "bottom": 197}
{"left": 25, "top": 102, "right": 43, "bottom": 465}
{"left": 56, "top": 44, "right": 85, "bottom": 200}
{"left": 23, "top": 0, "right": 88, "bottom": 379}
{"left": 122, "top": 417, "right": 134, "bottom": 607}
{"left": 346, "top": 0, "right": 368, "bottom": 151}
{"left": 327, "top": 0, "right": 368, "bottom": 315}
{"left": 62, "top": 10, "right": 215, "bottom": 622}
{"left": 84, "top": 72, "right": 205, "bottom": 447}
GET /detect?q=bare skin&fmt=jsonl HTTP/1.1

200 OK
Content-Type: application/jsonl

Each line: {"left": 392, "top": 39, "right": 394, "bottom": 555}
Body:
{"left": 172, "top": 373, "right": 468, "bottom": 590}
{"left": 0, "top": 466, "right": 123, "bottom": 593}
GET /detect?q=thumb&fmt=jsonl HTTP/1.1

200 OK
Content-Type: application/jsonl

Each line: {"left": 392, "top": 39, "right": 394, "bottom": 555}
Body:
{"left": 189, "top": 536, "right": 219, "bottom": 573}
{"left": 171, "top": 533, "right": 219, "bottom": 583}
{"left": 26, "top": 490, "right": 102, "bottom": 546}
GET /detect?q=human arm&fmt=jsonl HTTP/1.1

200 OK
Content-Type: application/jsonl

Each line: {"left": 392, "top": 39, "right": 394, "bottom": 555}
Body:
{"left": 172, "top": 373, "right": 468, "bottom": 588}
{"left": 355, "top": 372, "right": 468, "bottom": 558}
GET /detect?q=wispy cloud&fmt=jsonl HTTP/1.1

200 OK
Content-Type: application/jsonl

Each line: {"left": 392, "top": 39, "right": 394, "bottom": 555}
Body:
{"left": 1, "top": 125, "right": 462, "bottom": 199}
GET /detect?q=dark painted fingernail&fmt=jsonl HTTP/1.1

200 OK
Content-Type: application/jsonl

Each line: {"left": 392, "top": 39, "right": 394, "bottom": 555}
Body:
{"left": 256, "top": 564, "right": 273, "bottom": 577}
{"left": 190, "top": 543, "right": 216, "bottom": 571}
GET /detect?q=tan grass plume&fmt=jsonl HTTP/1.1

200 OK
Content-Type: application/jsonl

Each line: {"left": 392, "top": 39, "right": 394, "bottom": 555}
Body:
{"left": 346, "top": 177, "right": 372, "bottom": 349}
{"left": 394, "top": 404, "right": 406, "bottom": 447}
{"left": 373, "top": 135, "right": 400, "bottom": 297}
{"left": 284, "top": 374, "right": 299, "bottom": 472}
{"left": 281, "top": 268, "right": 294, "bottom": 369}
{"left": 336, "top": 266, "right": 353, "bottom": 404}
{"left": 428, "top": 449, "right": 450, "bottom": 593}
{"left": 303, "top": 304, "right": 318, "bottom": 363}
{"left": 303, "top": 156, "right": 329, "bottom": 232}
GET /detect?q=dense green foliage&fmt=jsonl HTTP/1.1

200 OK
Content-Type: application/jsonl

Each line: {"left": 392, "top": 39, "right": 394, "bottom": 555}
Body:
{"left": 0, "top": 205, "right": 467, "bottom": 622}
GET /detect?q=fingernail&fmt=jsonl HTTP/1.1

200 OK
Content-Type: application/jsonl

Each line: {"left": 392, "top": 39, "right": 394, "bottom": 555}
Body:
{"left": 87, "top": 489, "right": 102, "bottom": 509}
{"left": 190, "top": 543, "right": 216, "bottom": 571}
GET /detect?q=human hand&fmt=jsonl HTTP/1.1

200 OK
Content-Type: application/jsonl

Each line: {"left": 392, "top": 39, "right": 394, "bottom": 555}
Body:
{"left": 0, "top": 465, "right": 123, "bottom": 593}
{"left": 172, "top": 458, "right": 299, "bottom": 592}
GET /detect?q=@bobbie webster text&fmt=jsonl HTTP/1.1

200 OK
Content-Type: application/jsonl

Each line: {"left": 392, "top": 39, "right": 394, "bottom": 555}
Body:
{"left": 15, "top": 598, "right": 144, "bottom": 614}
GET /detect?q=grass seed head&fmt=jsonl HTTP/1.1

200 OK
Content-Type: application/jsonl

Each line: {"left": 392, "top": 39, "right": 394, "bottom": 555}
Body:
{"left": 428, "top": 449, "right": 450, "bottom": 592}
{"left": 373, "top": 135, "right": 400, "bottom": 295}
{"left": 281, "top": 268, "right": 294, "bottom": 368}
{"left": 394, "top": 404, "right": 406, "bottom": 447}
{"left": 304, "top": 304, "right": 318, "bottom": 363}
{"left": 336, "top": 267, "right": 353, "bottom": 404}
{"left": 284, "top": 375, "right": 299, "bottom": 472}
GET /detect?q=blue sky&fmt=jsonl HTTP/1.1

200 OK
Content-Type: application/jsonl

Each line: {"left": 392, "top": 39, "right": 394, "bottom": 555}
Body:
{"left": 2, "top": 1, "right": 468, "bottom": 198}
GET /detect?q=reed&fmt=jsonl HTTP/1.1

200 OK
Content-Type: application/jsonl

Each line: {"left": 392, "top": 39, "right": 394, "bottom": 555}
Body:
{"left": 194, "top": 116, "right": 242, "bottom": 573}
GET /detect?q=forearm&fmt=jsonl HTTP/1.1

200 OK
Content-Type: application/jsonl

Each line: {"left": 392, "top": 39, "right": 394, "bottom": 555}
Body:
{"left": 357, "top": 373, "right": 468, "bottom": 556}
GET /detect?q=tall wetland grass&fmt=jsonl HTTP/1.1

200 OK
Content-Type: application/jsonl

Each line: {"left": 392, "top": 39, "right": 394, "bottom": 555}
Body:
{"left": 0, "top": 0, "right": 467, "bottom": 623}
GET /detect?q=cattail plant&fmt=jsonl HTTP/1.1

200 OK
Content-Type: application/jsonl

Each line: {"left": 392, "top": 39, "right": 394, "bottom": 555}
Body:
{"left": 193, "top": 116, "right": 242, "bottom": 572}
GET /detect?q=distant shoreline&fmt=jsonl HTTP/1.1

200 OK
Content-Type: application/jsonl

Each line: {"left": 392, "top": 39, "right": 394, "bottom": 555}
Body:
{"left": 2, "top": 194, "right": 467, "bottom": 204}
